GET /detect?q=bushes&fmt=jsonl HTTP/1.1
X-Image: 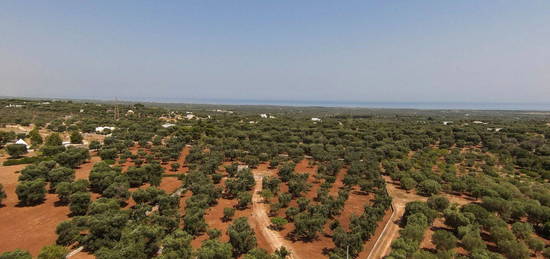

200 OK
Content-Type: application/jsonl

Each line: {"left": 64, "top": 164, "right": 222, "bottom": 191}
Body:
{"left": 55, "top": 220, "right": 80, "bottom": 246}
{"left": 55, "top": 179, "right": 89, "bottom": 204}
{"left": 404, "top": 201, "right": 437, "bottom": 225}
{"left": 293, "top": 212, "right": 325, "bottom": 240}
{"left": 400, "top": 177, "right": 417, "bottom": 191}
{"left": 37, "top": 245, "right": 68, "bottom": 259}
{"left": 389, "top": 201, "right": 433, "bottom": 258}
{"left": 16, "top": 179, "right": 46, "bottom": 206}
{"left": 45, "top": 133, "right": 63, "bottom": 146}
{"left": 223, "top": 207, "right": 236, "bottom": 221}
{"left": 99, "top": 148, "right": 117, "bottom": 161}
{"left": 6, "top": 144, "right": 27, "bottom": 158}
{"left": 3, "top": 156, "right": 46, "bottom": 166}
{"left": 197, "top": 239, "right": 233, "bottom": 259}
{"left": 41, "top": 145, "right": 66, "bottom": 156}
{"left": 19, "top": 163, "right": 50, "bottom": 181}
{"left": 89, "top": 140, "right": 101, "bottom": 150}
{"left": 131, "top": 187, "right": 165, "bottom": 204}
{"left": 69, "top": 192, "right": 91, "bottom": 216}
{"left": 183, "top": 207, "right": 207, "bottom": 236}
{"left": 432, "top": 230, "right": 457, "bottom": 251}
{"left": 0, "top": 249, "right": 32, "bottom": 259}
{"left": 427, "top": 195, "right": 449, "bottom": 212}
{"left": 237, "top": 192, "right": 252, "bottom": 210}
{"left": 89, "top": 162, "right": 121, "bottom": 193}
{"left": 228, "top": 217, "right": 257, "bottom": 256}
{"left": 70, "top": 131, "right": 83, "bottom": 144}
{"left": 417, "top": 179, "right": 441, "bottom": 196}
{"left": 54, "top": 147, "right": 90, "bottom": 168}
{"left": 270, "top": 217, "right": 288, "bottom": 230}
{"left": 159, "top": 230, "right": 193, "bottom": 259}
{"left": 47, "top": 167, "right": 75, "bottom": 191}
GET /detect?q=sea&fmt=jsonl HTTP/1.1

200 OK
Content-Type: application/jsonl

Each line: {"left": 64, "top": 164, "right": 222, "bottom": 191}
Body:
{"left": 131, "top": 97, "right": 550, "bottom": 111}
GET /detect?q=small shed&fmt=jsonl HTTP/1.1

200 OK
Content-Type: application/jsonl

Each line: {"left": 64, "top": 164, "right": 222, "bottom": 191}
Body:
{"left": 15, "top": 139, "right": 29, "bottom": 148}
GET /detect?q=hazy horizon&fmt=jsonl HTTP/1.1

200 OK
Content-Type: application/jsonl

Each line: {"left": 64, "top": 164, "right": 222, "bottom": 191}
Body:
{"left": 1, "top": 1, "right": 549, "bottom": 104}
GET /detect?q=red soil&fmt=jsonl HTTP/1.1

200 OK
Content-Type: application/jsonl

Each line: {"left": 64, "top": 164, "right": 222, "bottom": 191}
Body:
{"left": 0, "top": 155, "right": 98, "bottom": 256}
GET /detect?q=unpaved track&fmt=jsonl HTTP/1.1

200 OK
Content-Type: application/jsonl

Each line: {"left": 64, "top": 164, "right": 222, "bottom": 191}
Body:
{"left": 253, "top": 174, "right": 300, "bottom": 259}
{"left": 367, "top": 176, "right": 427, "bottom": 259}
{"left": 368, "top": 176, "right": 471, "bottom": 258}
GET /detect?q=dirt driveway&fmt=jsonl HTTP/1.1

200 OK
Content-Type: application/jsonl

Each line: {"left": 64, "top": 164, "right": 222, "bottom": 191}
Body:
{"left": 252, "top": 173, "right": 300, "bottom": 259}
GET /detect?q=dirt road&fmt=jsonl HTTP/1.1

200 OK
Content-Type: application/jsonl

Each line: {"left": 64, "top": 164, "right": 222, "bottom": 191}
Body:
{"left": 367, "top": 176, "right": 472, "bottom": 258}
{"left": 366, "top": 176, "right": 428, "bottom": 259}
{"left": 252, "top": 174, "right": 300, "bottom": 259}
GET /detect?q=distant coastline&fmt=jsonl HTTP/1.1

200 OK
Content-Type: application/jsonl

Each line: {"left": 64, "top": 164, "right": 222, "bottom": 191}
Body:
{"left": 3, "top": 95, "right": 550, "bottom": 111}
{"left": 90, "top": 97, "right": 550, "bottom": 111}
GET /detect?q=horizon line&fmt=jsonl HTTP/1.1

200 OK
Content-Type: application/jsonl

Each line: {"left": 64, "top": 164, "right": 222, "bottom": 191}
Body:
{"left": 2, "top": 95, "right": 550, "bottom": 112}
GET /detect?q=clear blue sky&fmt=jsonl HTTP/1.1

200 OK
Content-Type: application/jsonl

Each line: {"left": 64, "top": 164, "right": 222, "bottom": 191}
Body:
{"left": 1, "top": 1, "right": 549, "bottom": 104}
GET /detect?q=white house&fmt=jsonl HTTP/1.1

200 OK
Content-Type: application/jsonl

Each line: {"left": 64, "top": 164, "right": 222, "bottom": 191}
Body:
{"left": 162, "top": 123, "right": 176, "bottom": 128}
{"left": 95, "top": 126, "right": 116, "bottom": 133}
{"left": 185, "top": 114, "right": 196, "bottom": 120}
{"left": 260, "top": 114, "right": 268, "bottom": 118}
{"left": 487, "top": 128, "right": 503, "bottom": 132}
{"left": 311, "top": 118, "right": 322, "bottom": 122}
{"left": 15, "top": 139, "right": 29, "bottom": 149}
{"left": 5, "top": 104, "right": 23, "bottom": 108}
{"left": 443, "top": 121, "right": 453, "bottom": 125}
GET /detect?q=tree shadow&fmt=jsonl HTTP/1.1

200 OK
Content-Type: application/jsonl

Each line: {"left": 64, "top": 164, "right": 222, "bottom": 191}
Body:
{"left": 352, "top": 190, "right": 369, "bottom": 196}
{"left": 15, "top": 199, "right": 45, "bottom": 207}
{"left": 285, "top": 231, "right": 319, "bottom": 243}
{"left": 54, "top": 200, "right": 68, "bottom": 207}
{"left": 322, "top": 247, "right": 333, "bottom": 256}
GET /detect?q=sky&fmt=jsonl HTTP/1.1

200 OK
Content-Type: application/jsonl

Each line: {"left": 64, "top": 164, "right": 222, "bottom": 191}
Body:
{"left": 1, "top": 1, "right": 549, "bottom": 104}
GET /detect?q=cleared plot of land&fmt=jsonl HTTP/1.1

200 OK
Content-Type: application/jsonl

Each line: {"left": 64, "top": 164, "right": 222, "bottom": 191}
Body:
{"left": 0, "top": 158, "right": 95, "bottom": 256}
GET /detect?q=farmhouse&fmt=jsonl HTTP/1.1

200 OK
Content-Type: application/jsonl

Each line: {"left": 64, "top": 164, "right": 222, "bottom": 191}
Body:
{"left": 95, "top": 126, "right": 115, "bottom": 133}
{"left": 15, "top": 139, "right": 29, "bottom": 149}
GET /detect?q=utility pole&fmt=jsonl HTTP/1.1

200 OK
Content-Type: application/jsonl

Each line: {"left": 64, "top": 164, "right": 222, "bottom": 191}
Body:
{"left": 346, "top": 245, "right": 349, "bottom": 259}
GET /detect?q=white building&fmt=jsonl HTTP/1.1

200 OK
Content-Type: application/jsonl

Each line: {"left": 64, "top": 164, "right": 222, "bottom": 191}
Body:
{"left": 473, "top": 121, "right": 487, "bottom": 125}
{"left": 311, "top": 118, "right": 322, "bottom": 122}
{"left": 5, "top": 104, "right": 23, "bottom": 108}
{"left": 443, "top": 121, "right": 453, "bottom": 125}
{"left": 95, "top": 126, "right": 116, "bottom": 133}
{"left": 260, "top": 114, "right": 268, "bottom": 118}
{"left": 15, "top": 139, "right": 29, "bottom": 149}
{"left": 162, "top": 123, "right": 176, "bottom": 128}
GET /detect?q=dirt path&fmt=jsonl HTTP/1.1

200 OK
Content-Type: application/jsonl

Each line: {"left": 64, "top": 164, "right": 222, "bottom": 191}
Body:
{"left": 368, "top": 176, "right": 472, "bottom": 258}
{"left": 252, "top": 174, "right": 300, "bottom": 259}
{"left": 367, "top": 176, "right": 428, "bottom": 259}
